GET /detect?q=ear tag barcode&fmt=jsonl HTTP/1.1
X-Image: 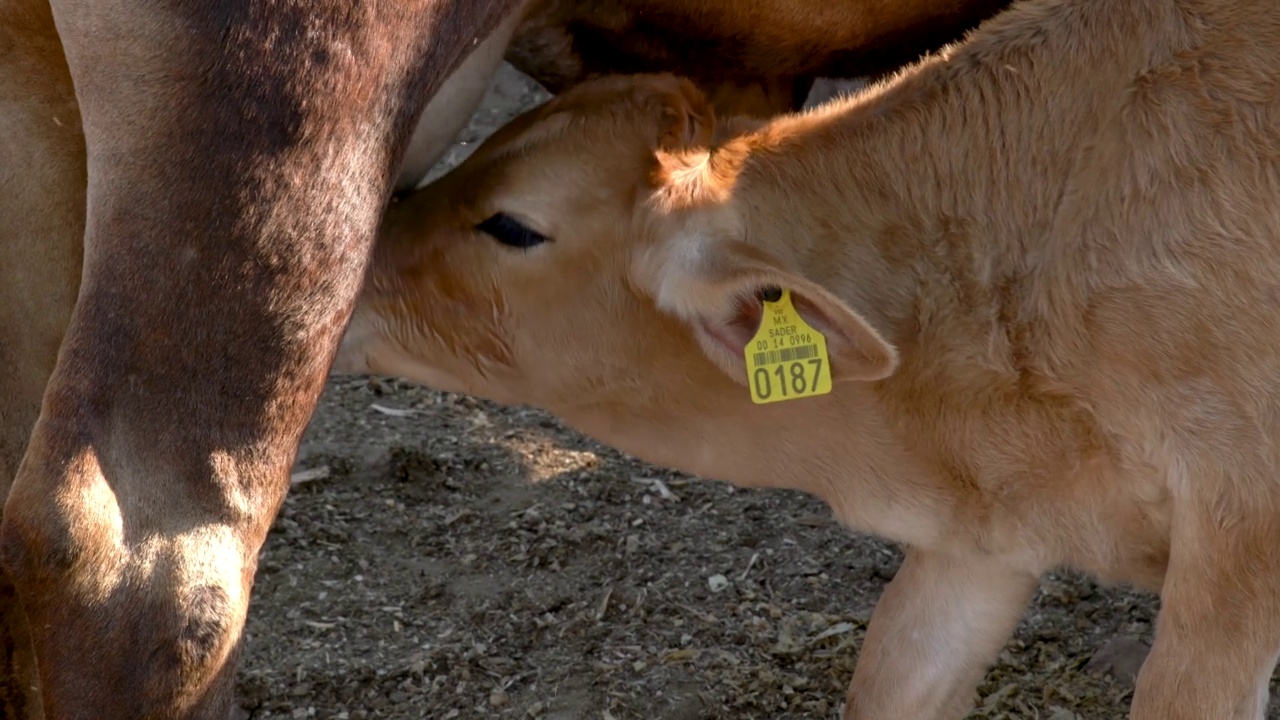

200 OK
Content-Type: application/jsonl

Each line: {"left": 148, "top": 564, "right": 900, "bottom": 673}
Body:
{"left": 743, "top": 289, "right": 833, "bottom": 404}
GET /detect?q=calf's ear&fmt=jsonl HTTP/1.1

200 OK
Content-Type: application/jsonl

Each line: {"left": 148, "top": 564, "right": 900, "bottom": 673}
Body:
{"left": 639, "top": 75, "right": 715, "bottom": 153}
{"left": 640, "top": 236, "right": 898, "bottom": 385}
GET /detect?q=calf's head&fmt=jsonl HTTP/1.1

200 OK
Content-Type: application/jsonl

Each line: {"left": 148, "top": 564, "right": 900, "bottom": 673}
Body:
{"left": 336, "top": 74, "right": 898, "bottom": 467}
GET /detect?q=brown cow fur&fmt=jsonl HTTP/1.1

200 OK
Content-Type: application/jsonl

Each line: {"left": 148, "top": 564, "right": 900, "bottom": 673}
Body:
{"left": 339, "top": 0, "right": 1280, "bottom": 717}
{"left": 395, "top": 0, "right": 1017, "bottom": 189}
{"left": 0, "top": 3, "right": 85, "bottom": 718}
{"left": 509, "top": 0, "right": 1014, "bottom": 109}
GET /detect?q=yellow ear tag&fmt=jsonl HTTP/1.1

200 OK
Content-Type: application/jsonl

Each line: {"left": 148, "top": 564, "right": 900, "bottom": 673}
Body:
{"left": 744, "top": 288, "right": 833, "bottom": 404}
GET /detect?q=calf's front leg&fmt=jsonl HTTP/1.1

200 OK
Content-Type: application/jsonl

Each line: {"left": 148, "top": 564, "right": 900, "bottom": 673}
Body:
{"left": 844, "top": 547, "right": 1038, "bottom": 720}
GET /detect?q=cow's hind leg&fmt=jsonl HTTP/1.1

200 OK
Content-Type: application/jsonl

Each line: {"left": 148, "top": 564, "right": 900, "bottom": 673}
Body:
{"left": 0, "top": 1, "right": 86, "bottom": 717}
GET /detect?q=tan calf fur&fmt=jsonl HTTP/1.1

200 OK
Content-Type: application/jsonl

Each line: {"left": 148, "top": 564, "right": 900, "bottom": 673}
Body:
{"left": 343, "top": 0, "right": 1279, "bottom": 717}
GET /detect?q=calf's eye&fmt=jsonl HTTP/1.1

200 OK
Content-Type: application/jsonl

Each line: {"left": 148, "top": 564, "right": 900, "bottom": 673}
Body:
{"left": 476, "top": 212, "right": 549, "bottom": 248}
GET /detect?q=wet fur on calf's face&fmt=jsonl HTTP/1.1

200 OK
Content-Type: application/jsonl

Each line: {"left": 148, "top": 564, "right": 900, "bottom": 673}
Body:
{"left": 348, "top": 76, "right": 721, "bottom": 410}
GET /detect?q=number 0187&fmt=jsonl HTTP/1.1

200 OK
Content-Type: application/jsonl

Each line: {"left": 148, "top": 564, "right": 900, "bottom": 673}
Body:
{"left": 751, "top": 358, "right": 824, "bottom": 401}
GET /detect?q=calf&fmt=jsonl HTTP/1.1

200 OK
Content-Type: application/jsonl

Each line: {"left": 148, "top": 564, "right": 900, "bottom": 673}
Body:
{"left": 336, "top": 0, "right": 1280, "bottom": 717}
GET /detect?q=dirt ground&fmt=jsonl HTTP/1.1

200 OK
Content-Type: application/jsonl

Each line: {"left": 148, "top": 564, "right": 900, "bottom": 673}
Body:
{"left": 234, "top": 64, "right": 1280, "bottom": 720}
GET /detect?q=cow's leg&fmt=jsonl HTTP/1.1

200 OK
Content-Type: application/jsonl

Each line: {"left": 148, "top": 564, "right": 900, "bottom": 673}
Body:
{"left": 0, "top": 1, "right": 86, "bottom": 717}
{"left": 0, "top": 1, "right": 519, "bottom": 717}
{"left": 395, "top": 0, "right": 531, "bottom": 190}
{"left": 1130, "top": 469, "right": 1280, "bottom": 720}
{"left": 843, "top": 548, "right": 1038, "bottom": 720}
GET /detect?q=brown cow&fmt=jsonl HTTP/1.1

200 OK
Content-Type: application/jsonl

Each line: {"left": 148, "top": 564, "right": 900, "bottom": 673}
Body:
{"left": 337, "top": 0, "right": 1280, "bottom": 717}
{"left": 397, "top": 0, "right": 1014, "bottom": 186}
{"left": 0, "top": 1, "right": 526, "bottom": 718}
{"left": 508, "top": 0, "right": 1015, "bottom": 98}
{"left": 0, "top": 1, "right": 1017, "bottom": 716}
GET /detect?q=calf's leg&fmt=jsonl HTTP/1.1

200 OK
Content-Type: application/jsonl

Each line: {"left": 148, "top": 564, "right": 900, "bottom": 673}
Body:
{"left": 0, "top": 0, "right": 86, "bottom": 717}
{"left": 1130, "top": 473, "right": 1280, "bottom": 720}
{"left": 843, "top": 548, "right": 1038, "bottom": 720}
{"left": 0, "top": 0, "right": 518, "bottom": 717}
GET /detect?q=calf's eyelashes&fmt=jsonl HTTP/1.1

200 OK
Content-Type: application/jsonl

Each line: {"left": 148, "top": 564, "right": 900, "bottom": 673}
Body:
{"left": 476, "top": 212, "right": 550, "bottom": 248}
